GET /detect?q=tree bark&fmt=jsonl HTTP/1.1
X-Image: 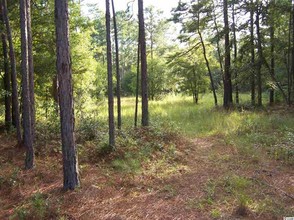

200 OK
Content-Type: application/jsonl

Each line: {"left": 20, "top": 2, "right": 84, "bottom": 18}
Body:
{"left": 269, "top": 1, "right": 275, "bottom": 105}
{"left": 232, "top": 3, "right": 239, "bottom": 105}
{"left": 138, "top": 0, "right": 149, "bottom": 126}
{"left": 20, "top": 0, "right": 34, "bottom": 169}
{"left": 111, "top": 0, "right": 121, "bottom": 130}
{"left": 287, "top": 3, "right": 292, "bottom": 104}
{"left": 55, "top": 0, "right": 79, "bottom": 190}
{"left": 134, "top": 40, "right": 140, "bottom": 127}
{"left": 223, "top": 0, "right": 233, "bottom": 108}
{"left": 1, "top": 26, "right": 11, "bottom": 130}
{"left": 212, "top": 2, "right": 224, "bottom": 82}
{"left": 250, "top": 0, "right": 255, "bottom": 106}
{"left": 26, "top": 0, "right": 35, "bottom": 140}
{"left": 2, "top": 0, "right": 21, "bottom": 143}
{"left": 291, "top": 1, "right": 294, "bottom": 104}
{"left": 106, "top": 0, "right": 115, "bottom": 148}
{"left": 256, "top": 2, "right": 262, "bottom": 106}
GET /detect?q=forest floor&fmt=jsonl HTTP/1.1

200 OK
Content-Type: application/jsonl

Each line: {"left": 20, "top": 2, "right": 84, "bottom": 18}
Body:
{"left": 0, "top": 124, "right": 293, "bottom": 220}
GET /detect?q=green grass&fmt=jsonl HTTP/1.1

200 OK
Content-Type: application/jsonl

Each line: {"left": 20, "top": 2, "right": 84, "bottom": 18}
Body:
{"left": 74, "top": 93, "right": 292, "bottom": 136}
{"left": 33, "top": 93, "right": 294, "bottom": 165}
{"left": 3, "top": 93, "right": 294, "bottom": 165}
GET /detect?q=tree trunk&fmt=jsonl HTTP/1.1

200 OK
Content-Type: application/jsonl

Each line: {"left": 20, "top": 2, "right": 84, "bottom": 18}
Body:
{"left": 2, "top": 0, "right": 21, "bottom": 144}
{"left": 212, "top": 3, "right": 224, "bottom": 82}
{"left": 250, "top": 0, "right": 256, "bottom": 106}
{"left": 111, "top": 0, "right": 121, "bottom": 130}
{"left": 1, "top": 28, "right": 11, "bottom": 130}
{"left": 52, "top": 75, "right": 59, "bottom": 114}
{"left": 197, "top": 23, "right": 217, "bottom": 106}
{"left": 223, "top": 0, "right": 233, "bottom": 108}
{"left": 106, "top": 0, "right": 115, "bottom": 148}
{"left": 26, "top": 0, "right": 35, "bottom": 140}
{"left": 232, "top": 3, "right": 239, "bottom": 105}
{"left": 134, "top": 40, "right": 140, "bottom": 127}
{"left": 256, "top": 2, "right": 262, "bottom": 106}
{"left": 192, "top": 66, "right": 198, "bottom": 104}
{"left": 291, "top": 1, "right": 294, "bottom": 104}
{"left": 287, "top": 3, "right": 292, "bottom": 104}
{"left": 269, "top": 2, "right": 275, "bottom": 105}
{"left": 138, "top": 0, "right": 149, "bottom": 126}
{"left": 20, "top": 0, "right": 34, "bottom": 169}
{"left": 55, "top": 0, "right": 79, "bottom": 190}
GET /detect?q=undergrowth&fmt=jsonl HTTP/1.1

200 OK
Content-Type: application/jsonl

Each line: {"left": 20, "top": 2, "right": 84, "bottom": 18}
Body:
{"left": 1, "top": 94, "right": 293, "bottom": 219}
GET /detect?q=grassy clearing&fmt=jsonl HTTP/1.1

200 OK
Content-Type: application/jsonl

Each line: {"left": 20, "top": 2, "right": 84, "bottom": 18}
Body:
{"left": 73, "top": 93, "right": 294, "bottom": 165}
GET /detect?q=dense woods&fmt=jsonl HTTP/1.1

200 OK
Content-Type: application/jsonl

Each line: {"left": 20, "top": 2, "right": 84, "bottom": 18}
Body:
{"left": 0, "top": 0, "right": 293, "bottom": 219}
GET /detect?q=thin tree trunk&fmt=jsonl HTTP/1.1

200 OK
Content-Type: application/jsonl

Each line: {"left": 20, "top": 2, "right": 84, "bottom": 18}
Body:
{"left": 250, "top": 0, "right": 256, "bottom": 106}
{"left": 2, "top": 0, "right": 21, "bottom": 144}
{"left": 106, "top": 0, "right": 115, "bottom": 148}
{"left": 287, "top": 6, "right": 292, "bottom": 104}
{"left": 1, "top": 28, "right": 11, "bottom": 130}
{"left": 111, "top": 0, "right": 121, "bottom": 130}
{"left": 269, "top": 3, "right": 275, "bottom": 105}
{"left": 256, "top": 2, "right": 262, "bottom": 106}
{"left": 134, "top": 40, "right": 140, "bottom": 127}
{"left": 197, "top": 17, "right": 217, "bottom": 106}
{"left": 138, "top": 0, "right": 149, "bottom": 126}
{"left": 255, "top": 2, "right": 288, "bottom": 105}
{"left": 232, "top": 3, "right": 239, "bottom": 105}
{"left": 20, "top": 0, "right": 34, "bottom": 169}
{"left": 260, "top": 54, "right": 288, "bottom": 104}
{"left": 192, "top": 66, "right": 198, "bottom": 104}
{"left": 223, "top": 0, "right": 233, "bottom": 108}
{"left": 55, "top": 0, "right": 79, "bottom": 190}
{"left": 26, "top": 0, "right": 35, "bottom": 140}
{"left": 212, "top": 2, "right": 224, "bottom": 81}
{"left": 291, "top": 1, "right": 294, "bottom": 104}
{"left": 52, "top": 75, "right": 59, "bottom": 114}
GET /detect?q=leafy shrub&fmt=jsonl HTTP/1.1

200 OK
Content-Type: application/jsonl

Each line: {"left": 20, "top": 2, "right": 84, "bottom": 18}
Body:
{"left": 76, "top": 117, "right": 104, "bottom": 141}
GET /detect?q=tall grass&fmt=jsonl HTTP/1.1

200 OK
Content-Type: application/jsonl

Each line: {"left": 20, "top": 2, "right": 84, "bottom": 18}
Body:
{"left": 72, "top": 93, "right": 294, "bottom": 138}
{"left": 73, "top": 93, "right": 293, "bottom": 164}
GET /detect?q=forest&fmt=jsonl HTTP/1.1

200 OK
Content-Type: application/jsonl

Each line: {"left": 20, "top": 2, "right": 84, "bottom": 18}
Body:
{"left": 0, "top": 0, "right": 293, "bottom": 219}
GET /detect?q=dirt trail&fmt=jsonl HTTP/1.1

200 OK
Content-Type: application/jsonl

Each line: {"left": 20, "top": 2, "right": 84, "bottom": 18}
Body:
{"left": 0, "top": 133, "right": 293, "bottom": 219}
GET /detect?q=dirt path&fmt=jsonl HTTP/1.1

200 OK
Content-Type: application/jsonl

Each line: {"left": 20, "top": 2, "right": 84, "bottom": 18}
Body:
{"left": 0, "top": 133, "right": 293, "bottom": 219}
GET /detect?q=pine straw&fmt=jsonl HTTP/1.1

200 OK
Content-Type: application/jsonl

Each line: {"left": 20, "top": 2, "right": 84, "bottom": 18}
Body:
{"left": 0, "top": 132, "right": 293, "bottom": 219}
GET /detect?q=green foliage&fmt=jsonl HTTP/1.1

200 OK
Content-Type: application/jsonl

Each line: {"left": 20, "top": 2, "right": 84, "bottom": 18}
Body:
{"left": 210, "top": 209, "right": 221, "bottom": 219}
{"left": 31, "top": 193, "right": 47, "bottom": 219}
{"left": 121, "top": 70, "right": 137, "bottom": 96}
{"left": 148, "top": 57, "right": 170, "bottom": 100}
{"left": 10, "top": 193, "right": 55, "bottom": 220}
{"left": 10, "top": 207, "right": 28, "bottom": 220}
{"left": 76, "top": 116, "right": 102, "bottom": 141}
{"left": 0, "top": 167, "right": 21, "bottom": 190}
{"left": 160, "top": 184, "right": 178, "bottom": 197}
{"left": 111, "top": 155, "right": 141, "bottom": 173}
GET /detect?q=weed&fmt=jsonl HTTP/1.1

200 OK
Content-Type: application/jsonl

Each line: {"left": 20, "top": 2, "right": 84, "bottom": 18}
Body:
{"left": 205, "top": 179, "right": 216, "bottom": 200}
{"left": 0, "top": 167, "right": 21, "bottom": 190}
{"left": 9, "top": 207, "right": 28, "bottom": 220}
{"left": 112, "top": 157, "right": 141, "bottom": 173}
{"left": 222, "top": 175, "right": 253, "bottom": 214}
{"left": 76, "top": 116, "right": 103, "bottom": 141}
{"left": 210, "top": 209, "right": 221, "bottom": 219}
{"left": 161, "top": 184, "right": 177, "bottom": 197}
{"left": 10, "top": 193, "right": 52, "bottom": 220}
{"left": 31, "top": 193, "right": 47, "bottom": 219}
